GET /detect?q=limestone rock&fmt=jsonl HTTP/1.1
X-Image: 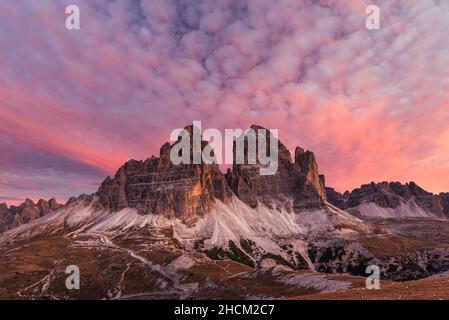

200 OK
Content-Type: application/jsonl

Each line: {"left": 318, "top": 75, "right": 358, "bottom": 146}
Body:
{"left": 0, "top": 198, "right": 62, "bottom": 232}
{"left": 439, "top": 193, "right": 449, "bottom": 217}
{"left": 327, "top": 181, "right": 448, "bottom": 217}
{"left": 97, "top": 125, "right": 232, "bottom": 221}
{"left": 225, "top": 125, "right": 326, "bottom": 210}
{"left": 0, "top": 203, "right": 14, "bottom": 233}
{"left": 295, "top": 147, "right": 327, "bottom": 201}
{"left": 325, "top": 187, "right": 349, "bottom": 209}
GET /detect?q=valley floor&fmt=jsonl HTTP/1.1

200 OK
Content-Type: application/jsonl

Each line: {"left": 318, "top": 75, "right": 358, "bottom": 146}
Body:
{"left": 1, "top": 234, "right": 449, "bottom": 300}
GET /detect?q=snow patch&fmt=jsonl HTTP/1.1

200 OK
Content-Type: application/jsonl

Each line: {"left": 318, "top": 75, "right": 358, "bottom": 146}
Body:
{"left": 356, "top": 200, "right": 435, "bottom": 218}
{"left": 1, "top": 195, "right": 369, "bottom": 273}
{"left": 278, "top": 273, "right": 352, "bottom": 293}
{"left": 168, "top": 255, "right": 195, "bottom": 270}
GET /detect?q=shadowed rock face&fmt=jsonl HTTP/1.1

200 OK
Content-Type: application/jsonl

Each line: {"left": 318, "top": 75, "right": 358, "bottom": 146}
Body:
{"left": 225, "top": 125, "right": 326, "bottom": 211}
{"left": 0, "top": 198, "right": 62, "bottom": 232}
{"left": 440, "top": 193, "right": 449, "bottom": 216}
{"left": 0, "top": 203, "right": 13, "bottom": 233}
{"left": 325, "top": 188, "right": 350, "bottom": 209}
{"left": 326, "top": 182, "right": 449, "bottom": 218}
{"left": 97, "top": 125, "right": 232, "bottom": 221}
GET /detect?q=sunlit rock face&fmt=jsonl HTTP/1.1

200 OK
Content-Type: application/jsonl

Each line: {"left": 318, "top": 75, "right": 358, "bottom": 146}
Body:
{"left": 97, "top": 125, "right": 232, "bottom": 221}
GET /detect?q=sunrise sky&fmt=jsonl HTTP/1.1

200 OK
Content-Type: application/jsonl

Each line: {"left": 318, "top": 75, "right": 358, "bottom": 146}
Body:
{"left": 1, "top": 0, "right": 449, "bottom": 205}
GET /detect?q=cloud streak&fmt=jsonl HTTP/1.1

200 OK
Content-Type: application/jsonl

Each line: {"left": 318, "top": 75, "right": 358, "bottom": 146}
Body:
{"left": 1, "top": 0, "right": 449, "bottom": 204}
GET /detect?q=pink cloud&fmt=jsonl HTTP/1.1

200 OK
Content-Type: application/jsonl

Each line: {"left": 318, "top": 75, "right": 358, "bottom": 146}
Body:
{"left": 0, "top": 0, "right": 449, "bottom": 204}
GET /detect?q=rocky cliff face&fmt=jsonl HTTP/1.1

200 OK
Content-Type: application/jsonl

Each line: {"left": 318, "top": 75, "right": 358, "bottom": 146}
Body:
{"left": 225, "top": 125, "right": 326, "bottom": 211}
{"left": 97, "top": 125, "right": 232, "bottom": 221}
{"left": 326, "top": 182, "right": 449, "bottom": 218}
{"left": 0, "top": 203, "right": 14, "bottom": 233}
{"left": 440, "top": 193, "right": 449, "bottom": 216}
{"left": 97, "top": 124, "right": 327, "bottom": 220}
{"left": 295, "top": 147, "right": 327, "bottom": 201}
{"left": 325, "top": 187, "right": 349, "bottom": 209}
{"left": 0, "top": 198, "right": 62, "bottom": 232}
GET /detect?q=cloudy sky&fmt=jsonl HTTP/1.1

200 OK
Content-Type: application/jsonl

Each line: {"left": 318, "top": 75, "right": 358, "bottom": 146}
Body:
{"left": 1, "top": 0, "right": 449, "bottom": 205}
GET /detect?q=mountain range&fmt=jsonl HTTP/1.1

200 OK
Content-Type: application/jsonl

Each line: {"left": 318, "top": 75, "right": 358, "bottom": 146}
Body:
{"left": 326, "top": 183, "right": 449, "bottom": 219}
{"left": 1, "top": 124, "right": 449, "bottom": 299}
{"left": 0, "top": 198, "right": 61, "bottom": 233}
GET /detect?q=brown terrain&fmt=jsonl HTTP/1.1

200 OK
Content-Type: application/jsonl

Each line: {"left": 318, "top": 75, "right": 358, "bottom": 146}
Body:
{"left": 2, "top": 233, "right": 449, "bottom": 300}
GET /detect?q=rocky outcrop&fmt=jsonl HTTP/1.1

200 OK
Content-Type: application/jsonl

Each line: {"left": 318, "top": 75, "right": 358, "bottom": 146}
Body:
{"left": 325, "top": 187, "right": 349, "bottom": 209}
{"left": 97, "top": 125, "right": 232, "bottom": 221}
{"left": 440, "top": 193, "right": 449, "bottom": 217}
{"left": 225, "top": 125, "right": 326, "bottom": 210}
{"left": 16, "top": 198, "right": 41, "bottom": 224}
{"left": 0, "top": 198, "right": 62, "bottom": 232}
{"left": 295, "top": 147, "right": 327, "bottom": 201}
{"left": 327, "top": 182, "right": 449, "bottom": 218}
{"left": 0, "top": 203, "right": 14, "bottom": 233}
{"left": 37, "top": 198, "right": 62, "bottom": 214}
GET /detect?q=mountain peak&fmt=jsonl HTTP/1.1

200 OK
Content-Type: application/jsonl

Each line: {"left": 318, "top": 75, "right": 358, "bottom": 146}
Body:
{"left": 326, "top": 181, "right": 448, "bottom": 218}
{"left": 0, "top": 197, "right": 61, "bottom": 232}
{"left": 97, "top": 124, "right": 328, "bottom": 218}
{"left": 249, "top": 124, "right": 269, "bottom": 131}
{"left": 97, "top": 127, "right": 232, "bottom": 220}
{"left": 225, "top": 126, "right": 326, "bottom": 210}
{"left": 24, "top": 198, "right": 35, "bottom": 207}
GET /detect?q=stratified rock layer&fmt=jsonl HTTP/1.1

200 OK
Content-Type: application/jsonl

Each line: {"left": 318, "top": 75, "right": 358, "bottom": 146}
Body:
{"left": 97, "top": 124, "right": 327, "bottom": 219}
{"left": 97, "top": 125, "right": 232, "bottom": 221}
{"left": 225, "top": 125, "right": 326, "bottom": 210}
